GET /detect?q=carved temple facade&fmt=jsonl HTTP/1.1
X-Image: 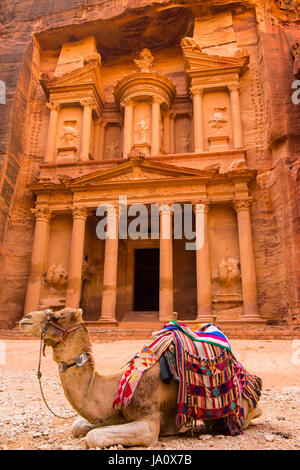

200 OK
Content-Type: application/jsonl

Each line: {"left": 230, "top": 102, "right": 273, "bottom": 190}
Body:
{"left": 1, "top": 3, "right": 299, "bottom": 328}
{"left": 21, "top": 36, "right": 264, "bottom": 327}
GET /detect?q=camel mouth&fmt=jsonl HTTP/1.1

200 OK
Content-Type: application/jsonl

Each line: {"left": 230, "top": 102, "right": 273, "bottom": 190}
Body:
{"left": 19, "top": 320, "right": 34, "bottom": 329}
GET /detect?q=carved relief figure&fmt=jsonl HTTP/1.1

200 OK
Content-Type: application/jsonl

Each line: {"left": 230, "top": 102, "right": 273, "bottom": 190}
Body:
{"left": 60, "top": 121, "right": 79, "bottom": 147}
{"left": 136, "top": 119, "right": 150, "bottom": 143}
{"left": 180, "top": 37, "right": 202, "bottom": 52}
{"left": 45, "top": 264, "right": 68, "bottom": 290}
{"left": 134, "top": 48, "right": 154, "bottom": 73}
{"left": 219, "top": 258, "right": 240, "bottom": 287}
{"left": 291, "top": 42, "right": 300, "bottom": 78}
{"left": 106, "top": 140, "right": 120, "bottom": 158}
{"left": 208, "top": 108, "right": 228, "bottom": 131}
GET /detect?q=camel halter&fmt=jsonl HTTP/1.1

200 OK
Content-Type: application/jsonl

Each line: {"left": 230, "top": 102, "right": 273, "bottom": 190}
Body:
{"left": 37, "top": 309, "right": 96, "bottom": 420}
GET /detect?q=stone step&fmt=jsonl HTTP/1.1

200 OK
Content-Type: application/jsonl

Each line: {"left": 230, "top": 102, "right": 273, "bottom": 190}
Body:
{"left": 1, "top": 324, "right": 300, "bottom": 341}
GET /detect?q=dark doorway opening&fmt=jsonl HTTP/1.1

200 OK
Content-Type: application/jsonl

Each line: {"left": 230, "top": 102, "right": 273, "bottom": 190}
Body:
{"left": 133, "top": 248, "right": 159, "bottom": 311}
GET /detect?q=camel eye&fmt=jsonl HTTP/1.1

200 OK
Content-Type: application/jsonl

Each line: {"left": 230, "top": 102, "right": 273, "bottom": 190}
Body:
{"left": 51, "top": 317, "right": 59, "bottom": 322}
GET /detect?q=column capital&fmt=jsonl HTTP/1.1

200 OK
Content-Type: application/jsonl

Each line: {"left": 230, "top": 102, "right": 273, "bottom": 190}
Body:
{"left": 120, "top": 98, "right": 134, "bottom": 108}
{"left": 152, "top": 95, "right": 164, "bottom": 105}
{"left": 232, "top": 197, "right": 253, "bottom": 212}
{"left": 169, "top": 110, "right": 176, "bottom": 120}
{"left": 228, "top": 82, "right": 241, "bottom": 93}
{"left": 100, "top": 120, "right": 108, "bottom": 129}
{"left": 31, "top": 207, "right": 51, "bottom": 222}
{"left": 192, "top": 200, "right": 211, "bottom": 214}
{"left": 46, "top": 101, "right": 60, "bottom": 111}
{"left": 158, "top": 204, "right": 174, "bottom": 216}
{"left": 69, "top": 205, "right": 88, "bottom": 220}
{"left": 190, "top": 86, "right": 204, "bottom": 97}
{"left": 80, "top": 97, "right": 94, "bottom": 107}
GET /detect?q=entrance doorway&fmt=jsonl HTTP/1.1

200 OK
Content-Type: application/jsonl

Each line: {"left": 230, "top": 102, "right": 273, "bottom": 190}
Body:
{"left": 133, "top": 248, "right": 159, "bottom": 311}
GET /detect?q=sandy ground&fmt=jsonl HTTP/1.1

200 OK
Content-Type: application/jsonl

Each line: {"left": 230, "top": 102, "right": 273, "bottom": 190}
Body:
{"left": 0, "top": 338, "right": 300, "bottom": 451}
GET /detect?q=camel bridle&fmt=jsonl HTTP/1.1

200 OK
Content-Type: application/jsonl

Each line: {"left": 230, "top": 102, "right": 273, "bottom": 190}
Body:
{"left": 36, "top": 309, "right": 96, "bottom": 421}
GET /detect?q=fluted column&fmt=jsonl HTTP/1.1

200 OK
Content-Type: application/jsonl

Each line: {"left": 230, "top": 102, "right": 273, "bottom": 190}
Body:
{"left": 163, "top": 112, "right": 170, "bottom": 154}
{"left": 228, "top": 83, "right": 243, "bottom": 148}
{"left": 190, "top": 86, "right": 204, "bottom": 153}
{"left": 169, "top": 111, "right": 175, "bottom": 154}
{"left": 24, "top": 207, "right": 51, "bottom": 314}
{"left": 80, "top": 98, "right": 93, "bottom": 161}
{"left": 151, "top": 97, "right": 162, "bottom": 155}
{"left": 122, "top": 99, "right": 134, "bottom": 158}
{"left": 233, "top": 198, "right": 260, "bottom": 321}
{"left": 193, "top": 201, "right": 212, "bottom": 321}
{"left": 45, "top": 102, "right": 60, "bottom": 163}
{"left": 159, "top": 205, "right": 173, "bottom": 321}
{"left": 100, "top": 206, "right": 119, "bottom": 324}
{"left": 65, "top": 206, "right": 88, "bottom": 308}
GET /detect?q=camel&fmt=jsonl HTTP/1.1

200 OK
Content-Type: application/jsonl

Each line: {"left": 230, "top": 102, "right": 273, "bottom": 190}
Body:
{"left": 19, "top": 307, "right": 262, "bottom": 448}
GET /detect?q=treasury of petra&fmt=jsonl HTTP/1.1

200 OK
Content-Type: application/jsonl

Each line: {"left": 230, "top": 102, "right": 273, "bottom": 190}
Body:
{"left": 0, "top": 0, "right": 299, "bottom": 336}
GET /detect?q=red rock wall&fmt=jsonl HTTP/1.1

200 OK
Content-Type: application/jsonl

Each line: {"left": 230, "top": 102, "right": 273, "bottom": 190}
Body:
{"left": 0, "top": 0, "right": 299, "bottom": 327}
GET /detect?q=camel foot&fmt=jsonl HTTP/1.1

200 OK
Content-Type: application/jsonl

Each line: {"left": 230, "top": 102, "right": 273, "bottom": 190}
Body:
{"left": 72, "top": 417, "right": 100, "bottom": 438}
{"left": 85, "top": 419, "right": 160, "bottom": 449}
{"left": 243, "top": 406, "right": 263, "bottom": 429}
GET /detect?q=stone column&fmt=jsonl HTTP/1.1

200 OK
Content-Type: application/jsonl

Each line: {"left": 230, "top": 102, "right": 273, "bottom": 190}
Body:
{"left": 98, "top": 121, "right": 107, "bottom": 160}
{"left": 193, "top": 201, "right": 212, "bottom": 322}
{"left": 93, "top": 118, "right": 101, "bottom": 160}
{"left": 190, "top": 86, "right": 204, "bottom": 153}
{"left": 65, "top": 206, "right": 87, "bottom": 309}
{"left": 233, "top": 199, "right": 260, "bottom": 321}
{"left": 159, "top": 205, "right": 173, "bottom": 321}
{"left": 169, "top": 111, "right": 175, "bottom": 154}
{"left": 228, "top": 83, "right": 243, "bottom": 149}
{"left": 151, "top": 97, "right": 162, "bottom": 156}
{"left": 45, "top": 102, "right": 60, "bottom": 163}
{"left": 163, "top": 112, "right": 170, "bottom": 154}
{"left": 24, "top": 207, "right": 51, "bottom": 314}
{"left": 80, "top": 98, "right": 93, "bottom": 161}
{"left": 122, "top": 99, "right": 134, "bottom": 158}
{"left": 100, "top": 206, "right": 119, "bottom": 324}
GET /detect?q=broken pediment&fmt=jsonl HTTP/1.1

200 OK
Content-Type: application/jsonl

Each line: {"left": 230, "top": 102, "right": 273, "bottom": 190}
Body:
{"left": 40, "top": 53, "right": 105, "bottom": 106}
{"left": 181, "top": 37, "right": 249, "bottom": 80}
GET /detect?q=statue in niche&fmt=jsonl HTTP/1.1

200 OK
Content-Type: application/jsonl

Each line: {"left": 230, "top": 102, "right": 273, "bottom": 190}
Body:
{"left": 45, "top": 264, "right": 68, "bottom": 290}
{"left": 134, "top": 48, "right": 154, "bottom": 73}
{"left": 291, "top": 42, "right": 300, "bottom": 78}
{"left": 60, "top": 121, "right": 79, "bottom": 147}
{"left": 218, "top": 258, "right": 240, "bottom": 287}
{"left": 106, "top": 140, "right": 120, "bottom": 158}
{"left": 208, "top": 108, "right": 228, "bottom": 132}
{"left": 136, "top": 119, "right": 150, "bottom": 143}
{"left": 178, "top": 132, "right": 190, "bottom": 152}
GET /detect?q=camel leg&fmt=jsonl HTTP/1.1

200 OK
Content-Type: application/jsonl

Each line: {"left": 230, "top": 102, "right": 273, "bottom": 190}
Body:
{"left": 85, "top": 419, "right": 160, "bottom": 449}
{"left": 242, "top": 398, "right": 263, "bottom": 429}
{"left": 72, "top": 417, "right": 102, "bottom": 438}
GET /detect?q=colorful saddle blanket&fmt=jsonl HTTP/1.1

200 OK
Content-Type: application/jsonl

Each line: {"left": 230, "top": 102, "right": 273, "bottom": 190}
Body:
{"left": 113, "top": 321, "right": 262, "bottom": 435}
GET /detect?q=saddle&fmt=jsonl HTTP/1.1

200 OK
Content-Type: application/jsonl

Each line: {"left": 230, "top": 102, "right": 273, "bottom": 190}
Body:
{"left": 113, "top": 321, "right": 262, "bottom": 436}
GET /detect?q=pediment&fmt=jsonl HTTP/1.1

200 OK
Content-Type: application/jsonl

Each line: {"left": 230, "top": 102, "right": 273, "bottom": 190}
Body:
{"left": 40, "top": 60, "right": 105, "bottom": 103}
{"left": 66, "top": 158, "right": 215, "bottom": 189}
{"left": 182, "top": 46, "right": 249, "bottom": 76}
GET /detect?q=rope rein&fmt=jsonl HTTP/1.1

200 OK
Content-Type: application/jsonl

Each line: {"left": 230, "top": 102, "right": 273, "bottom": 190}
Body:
{"left": 37, "top": 310, "right": 95, "bottom": 420}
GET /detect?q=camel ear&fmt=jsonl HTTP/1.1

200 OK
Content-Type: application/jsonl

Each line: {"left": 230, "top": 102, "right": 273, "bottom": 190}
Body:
{"left": 72, "top": 308, "right": 83, "bottom": 323}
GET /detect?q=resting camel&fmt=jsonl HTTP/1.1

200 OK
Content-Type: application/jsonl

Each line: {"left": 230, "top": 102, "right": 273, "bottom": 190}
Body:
{"left": 19, "top": 307, "right": 262, "bottom": 448}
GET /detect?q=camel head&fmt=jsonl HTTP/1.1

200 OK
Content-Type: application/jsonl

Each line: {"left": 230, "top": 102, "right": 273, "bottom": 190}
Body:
{"left": 19, "top": 307, "right": 83, "bottom": 346}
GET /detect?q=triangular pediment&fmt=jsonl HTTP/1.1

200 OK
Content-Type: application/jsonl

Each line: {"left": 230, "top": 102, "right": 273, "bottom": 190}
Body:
{"left": 40, "top": 60, "right": 105, "bottom": 103}
{"left": 66, "top": 158, "right": 215, "bottom": 189}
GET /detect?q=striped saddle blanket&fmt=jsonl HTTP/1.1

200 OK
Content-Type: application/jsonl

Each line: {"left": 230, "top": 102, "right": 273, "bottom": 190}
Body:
{"left": 113, "top": 321, "right": 262, "bottom": 435}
